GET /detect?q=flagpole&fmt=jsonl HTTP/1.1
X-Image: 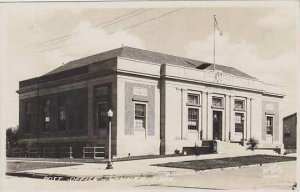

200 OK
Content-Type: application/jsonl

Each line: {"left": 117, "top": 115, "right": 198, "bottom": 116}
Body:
{"left": 213, "top": 14, "right": 216, "bottom": 71}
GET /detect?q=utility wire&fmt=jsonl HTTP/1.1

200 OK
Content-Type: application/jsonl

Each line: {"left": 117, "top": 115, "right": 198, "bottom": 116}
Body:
{"left": 12, "top": 8, "right": 148, "bottom": 52}
{"left": 108, "top": 8, "right": 184, "bottom": 35}
{"left": 19, "top": 8, "right": 184, "bottom": 55}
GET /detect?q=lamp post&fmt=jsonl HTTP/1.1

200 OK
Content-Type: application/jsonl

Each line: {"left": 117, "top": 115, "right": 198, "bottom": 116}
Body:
{"left": 106, "top": 109, "right": 113, "bottom": 169}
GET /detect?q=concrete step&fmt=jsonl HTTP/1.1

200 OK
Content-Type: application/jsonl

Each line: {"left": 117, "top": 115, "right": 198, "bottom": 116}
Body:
{"left": 182, "top": 146, "right": 214, "bottom": 155}
{"left": 215, "top": 140, "right": 250, "bottom": 155}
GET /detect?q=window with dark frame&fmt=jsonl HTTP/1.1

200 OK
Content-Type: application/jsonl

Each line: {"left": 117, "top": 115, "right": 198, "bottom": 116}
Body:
{"left": 212, "top": 97, "right": 223, "bottom": 108}
{"left": 135, "top": 103, "right": 146, "bottom": 129}
{"left": 188, "top": 108, "right": 199, "bottom": 130}
{"left": 187, "top": 93, "right": 200, "bottom": 105}
{"left": 25, "top": 102, "right": 32, "bottom": 133}
{"left": 58, "top": 96, "right": 66, "bottom": 131}
{"left": 68, "top": 114, "right": 74, "bottom": 130}
{"left": 266, "top": 116, "right": 273, "bottom": 135}
{"left": 78, "top": 112, "right": 84, "bottom": 130}
{"left": 284, "top": 127, "right": 291, "bottom": 137}
{"left": 94, "top": 85, "right": 110, "bottom": 133}
{"left": 95, "top": 86, "right": 108, "bottom": 97}
{"left": 97, "top": 102, "right": 107, "bottom": 129}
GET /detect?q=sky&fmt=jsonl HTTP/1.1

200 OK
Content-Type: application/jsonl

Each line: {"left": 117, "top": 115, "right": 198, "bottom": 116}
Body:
{"left": 0, "top": 1, "right": 299, "bottom": 129}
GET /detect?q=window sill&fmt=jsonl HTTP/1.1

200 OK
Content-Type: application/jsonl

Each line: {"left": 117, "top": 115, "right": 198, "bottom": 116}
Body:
{"left": 186, "top": 103, "right": 201, "bottom": 107}
{"left": 235, "top": 131, "right": 244, "bottom": 133}
{"left": 188, "top": 130, "right": 198, "bottom": 133}
{"left": 211, "top": 106, "right": 224, "bottom": 109}
{"left": 234, "top": 108, "right": 246, "bottom": 112}
{"left": 135, "top": 128, "right": 146, "bottom": 131}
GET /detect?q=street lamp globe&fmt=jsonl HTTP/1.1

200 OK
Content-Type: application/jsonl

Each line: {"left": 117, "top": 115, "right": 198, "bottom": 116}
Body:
{"left": 107, "top": 109, "right": 113, "bottom": 118}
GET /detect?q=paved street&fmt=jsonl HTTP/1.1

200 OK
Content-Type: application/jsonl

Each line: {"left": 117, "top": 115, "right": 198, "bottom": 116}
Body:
{"left": 4, "top": 160, "right": 296, "bottom": 191}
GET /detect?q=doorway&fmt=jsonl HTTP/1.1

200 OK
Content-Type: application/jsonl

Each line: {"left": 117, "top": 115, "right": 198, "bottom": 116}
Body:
{"left": 213, "top": 111, "right": 222, "bottom": 140}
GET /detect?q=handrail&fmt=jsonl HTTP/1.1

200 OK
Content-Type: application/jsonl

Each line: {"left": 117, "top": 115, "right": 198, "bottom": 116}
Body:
{"left": 83, "top": 147, "right": 105, "bottom": 159}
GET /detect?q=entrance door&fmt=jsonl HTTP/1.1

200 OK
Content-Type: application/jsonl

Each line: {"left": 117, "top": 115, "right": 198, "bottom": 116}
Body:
{"left": 213, "top": 111, "right": 222, "bottom": 140}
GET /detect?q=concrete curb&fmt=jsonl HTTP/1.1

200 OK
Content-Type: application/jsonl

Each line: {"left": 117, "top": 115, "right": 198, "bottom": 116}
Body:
{"left": 6, "top": 161, "right": 294, "bottom": 181}
{"left": 6, "top": 171, "right": 170, "bottom": 181}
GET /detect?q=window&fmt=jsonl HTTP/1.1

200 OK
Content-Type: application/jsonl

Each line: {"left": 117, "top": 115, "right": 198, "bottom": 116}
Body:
{"left": 188, "top": 108, "right": 199, "bottom": 130}
{"left": 43, "top": 100, "right": 50, "bottom": 131}
{"left": 135, "top": 104, "right": 146, "bottom": 129}
{"left": 58, "top": 96, "right": 66, "bottom": 131}
{"left": 187, "top": 93, "right": 200, "bottom": 105}
{"left": 212, "top": 97, "right": 223, "bottom": 108}
{"left": 235, "top": 113, "right": 244, "bottom": 132}
{"left": 78, "top": 112, "right": 85, "bottom": 130}
{"left": 95, "top": 86, "right": 108, "bottom": 97}
{"left": 234, "top": 99, "right": 245, "bottom": 110}
{"left": 284, "top": 127, "right": 291, "bottom": 137}
{"left": 94, "top": 85, "right": 109, "bottom": 131}
{"left": 97, "top": 102, "right": 107, "bottom": 129}
{"left": 68, "top": 114, "right": 74, "bottom": 130}
{"left": 25, "top": 102, "right": 32, "bottom": 133}
{"left": 266, "top": 116, "right": 273, "bottom": 135}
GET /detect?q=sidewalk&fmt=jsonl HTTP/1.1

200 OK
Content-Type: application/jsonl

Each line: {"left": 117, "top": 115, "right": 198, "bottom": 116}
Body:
{"left": 7, "top": 151, "right": 277, "bottom": 179}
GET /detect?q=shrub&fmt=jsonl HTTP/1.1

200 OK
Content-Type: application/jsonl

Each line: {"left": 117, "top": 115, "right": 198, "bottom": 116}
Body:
{"left": 247, "top": 137, "right": 259, "bottom": 151}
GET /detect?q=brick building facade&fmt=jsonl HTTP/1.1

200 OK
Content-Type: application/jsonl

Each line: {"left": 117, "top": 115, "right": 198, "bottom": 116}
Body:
{"left": 17, "top": 46, "right": 285, "bottom": 157}
{"left": 283, "top": 113, "right": 297, "bottom": 153}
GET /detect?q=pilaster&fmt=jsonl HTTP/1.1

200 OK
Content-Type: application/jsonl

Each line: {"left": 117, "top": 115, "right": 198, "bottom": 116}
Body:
{"left": 230, "top": 95, "right": 235, "bottom": 141}
{"left": 225, "top": 94, "right": 230, "bottom": 141}
{"left": 181, "top": 89, "right": 188, "bottom": 139}
{"left": 207, "top": 92, "right": 213, "bottom": 140}
{"left": 246, "top": 98, "right": 251, "bottom": 140}
{"left": 201, "top": 91, "right": 207, "bottom": 140}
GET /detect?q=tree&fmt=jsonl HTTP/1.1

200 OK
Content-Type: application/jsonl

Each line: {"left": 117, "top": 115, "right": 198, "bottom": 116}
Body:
{"left": 6, "top": 127, "right": 19, "bottom": 156}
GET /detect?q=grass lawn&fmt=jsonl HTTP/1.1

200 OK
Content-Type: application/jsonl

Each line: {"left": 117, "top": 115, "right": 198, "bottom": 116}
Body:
{"left": 7, "top": 161, "right": 81, "bottom": 173}
{"left": 153, "top": 155, "right": 296, "bottom": 171}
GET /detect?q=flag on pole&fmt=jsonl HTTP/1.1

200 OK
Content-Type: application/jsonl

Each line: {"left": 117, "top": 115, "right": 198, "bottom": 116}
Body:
{"left": 214, "top": 15, "right": 223, "bottom": 36}
{"left": 213, "top": 15, "right": 223, "bottom": 71}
